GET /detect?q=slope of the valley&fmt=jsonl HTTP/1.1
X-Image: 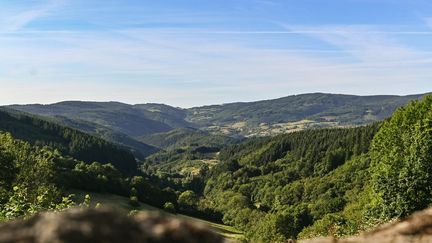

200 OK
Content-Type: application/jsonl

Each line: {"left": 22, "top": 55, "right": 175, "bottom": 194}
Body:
{"left": 8, "top": 93, "right": 428, "bottom": 139}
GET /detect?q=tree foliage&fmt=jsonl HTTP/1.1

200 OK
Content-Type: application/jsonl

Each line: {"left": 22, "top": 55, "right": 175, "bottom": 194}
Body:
{"left": 0, "top": 109, "right": 137, "bottom": 174}
{"left": 202, "top": 124, "right": 381, "bottom": 241}
{"left": 369, "top": 95, "right": 432, "bottom": 219}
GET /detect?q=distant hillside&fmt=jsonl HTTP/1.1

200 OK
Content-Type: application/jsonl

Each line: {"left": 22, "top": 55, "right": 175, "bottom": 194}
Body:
{"left": 0, "top": 108, "right": 138, "bottom": 174}
{"left": 141, "top": 128, "right": 240, "bottom": 177}
{"left": 139, "top": 128, "right": 239, "bottom": 150}
{"left": 8, "top": 93, "right": 429, "bottom": 138}
{"left": 8, "top": 101, "right": 191, "bottom": 157}
{"left": 48, "top": 116, "right": 159, "bottom": 159}
{"left": 9, "top": 101, "right": 191, "bottom": 137}
{"left": 134, "top": 103, "right": 190, "bottom": 128}
{"left": 186, "top": 93, "right": 428, "bottom": 136}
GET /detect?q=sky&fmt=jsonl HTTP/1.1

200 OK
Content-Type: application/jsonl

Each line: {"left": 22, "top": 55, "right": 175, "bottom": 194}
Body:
{"left": 0, "top": 0, "right": 432, "bottom": 107}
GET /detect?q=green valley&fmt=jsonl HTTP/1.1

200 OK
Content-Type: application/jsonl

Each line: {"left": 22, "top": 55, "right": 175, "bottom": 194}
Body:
{"left": 1, "top": 94, "right": 432, "bottom": 242}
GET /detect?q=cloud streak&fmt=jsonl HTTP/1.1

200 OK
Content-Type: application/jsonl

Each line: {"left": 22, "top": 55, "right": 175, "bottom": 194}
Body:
{"left": 1, "top": 0, "right": 65, "bottom": 31}
{"left": 1, "top": 24, "right": 431, "bottom": 107}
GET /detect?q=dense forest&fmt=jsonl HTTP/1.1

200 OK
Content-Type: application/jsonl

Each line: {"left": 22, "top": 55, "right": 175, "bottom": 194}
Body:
{"left": 0, "top": 130, "right": 181, "bottom": 219}
{"left": 0, "top": 95, "right": 431, "bottom": 242}
{"left": 142, "top": 124, "right": 381, "bottom": 241}
{"left": 144, "top": 95, "right": 432, "bottom": 241}
{"left": 139, "top": 128, "right": 238, "bottom": 150}
{"left": 0, "top": 109, "right": 138, "bottom": 174}
{"left": 0, "top": 109, "right": 212, "bottom": 221}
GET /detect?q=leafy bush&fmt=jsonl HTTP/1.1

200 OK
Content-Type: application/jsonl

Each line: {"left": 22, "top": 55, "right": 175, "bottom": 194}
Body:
{"left": 163, "top": 202, "right": 176, "bottom": 213}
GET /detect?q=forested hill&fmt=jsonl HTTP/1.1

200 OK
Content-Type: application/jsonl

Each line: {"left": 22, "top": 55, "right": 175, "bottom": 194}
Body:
{"left": 0, "top": 108, "right": 138, "bottom": 174}
{"left": 186, "top": 93, "right": 428, "bottom": 136}
{"left": 8, "top": 101, "right": 192, "bottom": 137}
{"left": 161, "top": 95, "right": 431, "bottom": 242}
{"left": 139, "top": 128, "right": 239, "bottom": 150}
{"left": 8, "top": 93, "right": 428, "bottom": 138}
{"left": 141, "top": 121, "right": 383, "bottom": 241}
{"left": 44, "top": 115, "right": 159, "bottom": 159}
{"left": 188, "top": 93, "right": 427, "bottom": 125}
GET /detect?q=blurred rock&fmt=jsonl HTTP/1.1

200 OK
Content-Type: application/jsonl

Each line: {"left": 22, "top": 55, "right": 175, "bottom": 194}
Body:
{"left": 0, "top": 208, "right": 225, "bottom": 243}
{"left": 301, "top": 208, "right": 432, "bottom": 243}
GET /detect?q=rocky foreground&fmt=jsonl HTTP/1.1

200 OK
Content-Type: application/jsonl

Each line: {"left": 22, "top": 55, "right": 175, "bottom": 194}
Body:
{"left": 1, "top": 207, "right": 432, "bottom": 243}
{"left": 0, "top": 208, "right": 225, "bottom": 243}
{"left": 302, "top": 208, "right": 432, "bottom": 243}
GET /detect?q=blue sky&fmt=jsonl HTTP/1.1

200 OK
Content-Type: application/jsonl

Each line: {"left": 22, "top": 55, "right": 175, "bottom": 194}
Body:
{"left": 1, "top": 0, "right": 432, "bottom": 107}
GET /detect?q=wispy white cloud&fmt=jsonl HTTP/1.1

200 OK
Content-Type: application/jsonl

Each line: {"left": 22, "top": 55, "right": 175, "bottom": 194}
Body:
{"left": 283, "top": 24, "right": 430, "bottom": 64}
{"left": 0, "top": 0, "right": 65, "bottom": 31}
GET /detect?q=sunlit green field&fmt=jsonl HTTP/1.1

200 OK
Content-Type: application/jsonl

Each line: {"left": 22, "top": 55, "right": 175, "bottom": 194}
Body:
{"left": 71, "top": 191, "right": 245, "bottom": 242}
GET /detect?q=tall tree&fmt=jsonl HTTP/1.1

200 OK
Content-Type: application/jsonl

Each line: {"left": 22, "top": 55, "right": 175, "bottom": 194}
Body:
{"left": 369, "top": 95, "right": 432, "bottom": 219}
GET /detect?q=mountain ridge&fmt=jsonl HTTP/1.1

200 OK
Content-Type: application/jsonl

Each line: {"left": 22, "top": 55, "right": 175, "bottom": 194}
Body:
{"left": 6, "top": 92, "right": 430, "bottom": 144}
{"left": 9, "top": 92, "right": 429, "bottom": 108}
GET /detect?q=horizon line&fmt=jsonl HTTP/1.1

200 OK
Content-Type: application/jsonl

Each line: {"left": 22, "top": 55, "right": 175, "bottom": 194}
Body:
{"left": 3, "top": 91, "right": 430, "bottom": 109}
